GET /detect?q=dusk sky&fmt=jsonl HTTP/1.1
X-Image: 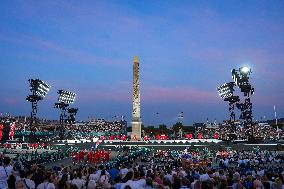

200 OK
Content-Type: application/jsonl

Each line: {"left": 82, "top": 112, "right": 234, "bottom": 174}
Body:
{"left": 0, "top": 0, "right": 283, "bottom": 126}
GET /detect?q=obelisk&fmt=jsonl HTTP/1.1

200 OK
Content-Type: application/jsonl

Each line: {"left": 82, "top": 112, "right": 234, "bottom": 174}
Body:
{"left": 131, "top": 56, "right": 142, "bottom": 140}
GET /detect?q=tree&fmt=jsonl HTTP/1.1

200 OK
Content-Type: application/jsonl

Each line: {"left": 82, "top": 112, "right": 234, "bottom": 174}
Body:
{"left": 126, "top": 127, "right": 132, "bottom": 132}
{"left": 159, "top": 124, "right": 167, "bottom": 130}
{"left": 143, "top": 126, "right": 154, "bottom": 135}
{"left": 147, "top": 126, "right": 155, "bottom": 130}
{"left": 172, "top": 122, "right": 183, "bottom": 134}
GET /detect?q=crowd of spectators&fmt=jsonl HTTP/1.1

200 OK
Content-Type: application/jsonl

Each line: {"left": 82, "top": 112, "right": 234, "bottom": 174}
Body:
{"left": 193, "top": 123, "right": 282, "bottom": 141}
{"left": 70, "top": 120, "right": 125, "bottom": 133}
{"left": 1, "top": 115, "right": 283, "bottom": 142}
{"left": 1, "top": 116, "right": 125, "bottom": 134}
{"left": 58, "top": 120, "right": 125, "bottom": 140}
{"left": 19, "top": 120, "right": 126, "bottom": 141}
{"left": 141, "top": 123, "right": 282, "bottom": 142}
{"left": 1, "top": 146, "right": 284, "bottom": 189}
{"left": 1, "top": 116, "right": 126, "bottom": 141}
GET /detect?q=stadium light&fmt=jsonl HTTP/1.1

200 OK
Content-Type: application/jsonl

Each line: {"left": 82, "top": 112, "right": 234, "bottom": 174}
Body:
{"left": 217, "top": 82, "right": 235, "bottom": 99}
{"left": 26, "top": 79, "right": 51, "bottom": 141}
{"left": 240, "top": 66, "right": 250, "bottom": 75}
{"left": 58, "top": 90, "right": 76, "bottom": 104}
{"left": 217, "top": 82, "right": 239, "bottom": 125}
{"left": 231, "top": 67, "right": 254, "bottom": 96}
{"left": 67, "top": 108, "right": 78, "bottom": 124}
{"left": 54, "top": 102, "right": 69, "bottom": 109}
{"left": 28, "top": 79, "right": 51, "bottom": 98}
{"left": 54, "top": 89, "right": 77, "bottom": 139}
{"left": 231, "top": 66, "right": 255, "bottom": 141}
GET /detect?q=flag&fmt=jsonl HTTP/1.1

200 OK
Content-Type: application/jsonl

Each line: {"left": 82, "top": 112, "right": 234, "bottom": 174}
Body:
{"left": 0, "top": 124, "right": 3, "bottom": 140}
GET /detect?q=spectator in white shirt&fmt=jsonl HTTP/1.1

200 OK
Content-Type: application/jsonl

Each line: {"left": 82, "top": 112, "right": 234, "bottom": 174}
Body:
{"left": 0, "top": 157, "right": 13, "bottom": 189}
{"left": 20, "top": 170, "right": 35, "bottom": 189}
{"left": 120, "top": 165, "right": 128, "bottom": 179}
{"left": 68, "top": 172, "right": 86, "bottom": 189}
{"left": 98, "top": 170, "right": 111, "bottom": 188}
{"left": 199, "top": 170, "right": 210, "bottom": 182}
{"left": 165, "top": 170, "right": 173, "bottom": 183}
{"left": 36, "top": 172, "right": 55, "bottom": 189}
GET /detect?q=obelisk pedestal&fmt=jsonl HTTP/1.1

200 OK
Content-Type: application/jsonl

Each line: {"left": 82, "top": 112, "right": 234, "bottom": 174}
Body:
{"left": 131, "top": 121, "right": 141, "bottom": 140}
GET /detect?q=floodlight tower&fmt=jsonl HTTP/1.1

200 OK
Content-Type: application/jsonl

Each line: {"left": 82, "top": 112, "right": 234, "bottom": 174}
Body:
{"left": 26, "top": 79, "right": 50, "bottom": 137}
{"left": 54, "top": 90, "right": 76, "bottom": 138}
{"left": 217, "top": 82, "right": 240, "bottom": 125}
{"left": 67, "top": 108, "right": 78, "bottom": 124}
{"left": 232, "top": 66, "right": 255, "bottom": 140}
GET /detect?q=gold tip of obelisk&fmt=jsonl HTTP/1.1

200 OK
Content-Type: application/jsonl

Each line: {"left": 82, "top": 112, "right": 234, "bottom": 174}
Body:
{"left": 134, "top": 56, "right": 138, "bottom": 63}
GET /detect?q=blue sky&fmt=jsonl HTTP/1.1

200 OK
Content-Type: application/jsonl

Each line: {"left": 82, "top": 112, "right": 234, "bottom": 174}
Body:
{"left": 0, "top": 0, "right": 283, "bottom": 126}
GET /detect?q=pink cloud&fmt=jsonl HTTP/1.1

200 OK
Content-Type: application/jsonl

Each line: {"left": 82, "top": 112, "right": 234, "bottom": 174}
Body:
{"left": 77, "top": 83, "right": 131, "bottom": 103}
{"left": 74, "top": 83, "right": 217, "bottom": 104}
{"left": 143, "top": 86, "right": 217, "bottom": 103}
{"left": 78, "top": 91, "right": 131, "bottom": 103}
{"left": 76, "top": 84, "right": 283, "bottom": 108}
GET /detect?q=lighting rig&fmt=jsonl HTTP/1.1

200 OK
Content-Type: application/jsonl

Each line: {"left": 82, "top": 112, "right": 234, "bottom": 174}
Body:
{"left": 217, "top": 82, "right": 240, "bottom": 124}
{"left": 67, "top": 108, "right": 78, "bottom": 124}
{"left": 232, "top": 66, "right": 255, "bottom": 139}
{"left": 26, "top": 79, "right": 50, "bottom": 138}
{"left": 54, "top": 90, "right": 77, "bottom": 139}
